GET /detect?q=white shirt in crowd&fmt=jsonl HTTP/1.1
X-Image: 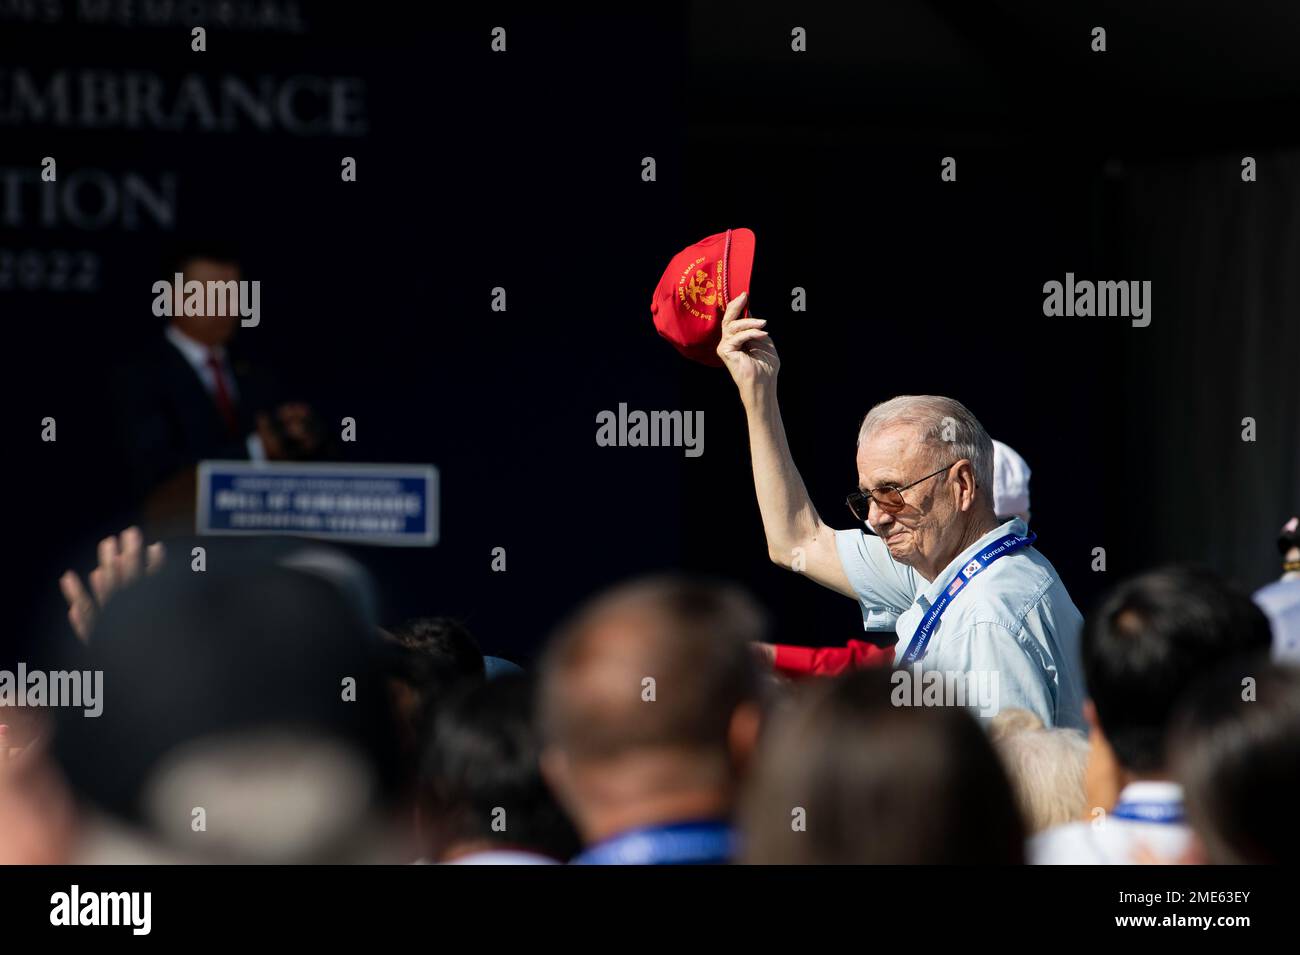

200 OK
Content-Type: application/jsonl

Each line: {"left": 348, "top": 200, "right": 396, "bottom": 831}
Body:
{"left": 1255, "top": 578, "right": 1300, "bottom": 663}
{"left": 1029, "top": 781, "right": 1193, "bottom": 864}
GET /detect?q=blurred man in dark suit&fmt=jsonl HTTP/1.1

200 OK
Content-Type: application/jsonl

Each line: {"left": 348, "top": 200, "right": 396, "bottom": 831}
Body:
{"left": 115, "top": 245, "right": 325, "bottom": 532}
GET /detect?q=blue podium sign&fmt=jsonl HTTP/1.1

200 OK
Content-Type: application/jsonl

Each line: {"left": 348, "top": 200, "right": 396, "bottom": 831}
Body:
{"left": 197, "top": 461, "right": 438, "bottom": 546}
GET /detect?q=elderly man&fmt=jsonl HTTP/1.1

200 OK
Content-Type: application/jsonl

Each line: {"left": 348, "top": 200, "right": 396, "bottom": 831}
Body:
{"left": 718, "top": 292, "right": 1084, "bottom": 729}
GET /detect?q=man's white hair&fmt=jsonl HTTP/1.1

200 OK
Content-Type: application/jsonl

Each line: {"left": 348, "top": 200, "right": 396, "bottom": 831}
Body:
{"left": 991, "top": 721, "right": 1090, "bottom": 834}
{"left": 856, "top": 395, "right": 994, "bottom": 493}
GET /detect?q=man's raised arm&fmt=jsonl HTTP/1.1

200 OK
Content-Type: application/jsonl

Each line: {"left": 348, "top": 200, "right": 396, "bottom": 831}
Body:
{"left": 717, "top": 292, "right": 854, "bottom": 597}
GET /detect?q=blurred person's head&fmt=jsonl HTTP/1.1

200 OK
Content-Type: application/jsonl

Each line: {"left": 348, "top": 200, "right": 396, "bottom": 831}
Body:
{"left": 1082, "top": 567, "right": 1272, "bottom": 788}
{"left": 989, "top": 710, "right": 1089, "bottom": 833}
{"left": 385, "top": 617, "right": 485, "bottom": 704}
{"left": 281, "top": 544, "right": 381, "bottom": 629}
{"left": 850, "top": 396, "right": 998, "bottom": 582}
{"left": 382, "top": 617, "right": 486, "bottom": 758}
{"left": 1170, "top": 660, "right": 1300, "bottom": 864}
{"left": 163, "top": 244, "right": 241, "bottom": 347}
{"left": 988, "top": 706, "right": 1044, "bottom": 740}
{"left": 537, "top": 576, "right": 765, "bottom": 845}
{"left": 742, "top": 668, "right": 1025, "bottom": 863}
{"left": 53, "top": 560, "right": 405, "bottom": 863}
{"left": 418, "top": 674, "right": 579, "bottom": 863}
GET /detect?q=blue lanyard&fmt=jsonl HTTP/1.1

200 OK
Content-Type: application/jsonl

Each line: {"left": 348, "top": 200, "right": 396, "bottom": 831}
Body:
{"left": 574, "top": 820, "right": 736, "bottom": 865}
{"left": 900, "top": 532, "right": 1037, "bottom": 665}
{"left": 1112, "top": 802, "right": 1185, "bottom": 825}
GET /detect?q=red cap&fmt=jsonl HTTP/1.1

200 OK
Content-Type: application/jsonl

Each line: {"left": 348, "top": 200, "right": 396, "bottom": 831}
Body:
{"left": 650, "top": 228, "right": 756, "bottom": 366}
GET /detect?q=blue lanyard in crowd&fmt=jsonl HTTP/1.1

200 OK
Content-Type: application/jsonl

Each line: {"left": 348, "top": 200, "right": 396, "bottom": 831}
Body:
{"left": 1112, "top": 802, "right": 1186, "bottom": 825}
{"left": 573, "top": 819, "right": 736, "bottom": 865}
{"left": 900, "top": 532, "right": 1037, "bottom": 665}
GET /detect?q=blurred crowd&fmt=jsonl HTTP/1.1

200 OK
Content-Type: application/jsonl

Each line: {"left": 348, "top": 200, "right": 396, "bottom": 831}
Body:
{"left": 1, "top": 518, "right": 1297, "bottom": 866}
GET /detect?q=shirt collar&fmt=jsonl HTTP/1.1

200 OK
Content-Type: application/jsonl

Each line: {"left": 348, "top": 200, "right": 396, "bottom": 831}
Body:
{"left": 1116, "top": 780, "right": 1184, "bottom": 807}
{"left": 165, "top": 323, "right": 224, "bottom": 368}
{"left": 573, "top": 818, "right": 735, "bottom": 865}
{"left": 915, "top": 517, "right": 1029, "bottom": 609}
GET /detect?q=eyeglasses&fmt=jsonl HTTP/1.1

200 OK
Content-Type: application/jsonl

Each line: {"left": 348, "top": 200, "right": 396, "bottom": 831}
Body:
{"left": 846, "top": 462, "right": 956, "bottom": 524}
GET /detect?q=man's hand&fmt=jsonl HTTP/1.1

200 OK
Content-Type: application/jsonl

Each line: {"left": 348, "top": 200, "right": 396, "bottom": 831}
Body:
{"left": 717, "top": 292, "right": 780, "bottom": 401}
{"left": 276, "top": 402, "right": 322, "bottom": 456}
{"left": 58, "top": 526, "right": 165, "bottom": 643}
{"left": 258, "top": 403, "right": 323, "bottom": 461}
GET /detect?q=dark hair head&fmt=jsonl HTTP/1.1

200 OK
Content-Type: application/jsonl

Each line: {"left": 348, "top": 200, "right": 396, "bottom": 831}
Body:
{"left": 1083, "top": 566, "right": 1272, "bottom": 774}
{"left": 742, "top": 667, "right": 1025, "bottom": 864}
{"left": 1170, "top": 660, "right": 1300, "bottom": 864}
{"left": 419, "top": 674, "right": 580, "bottom": 862}
{"left": 538, "top": 576, "right": 766, "bottom": 764}
{"left": 384, "top": 617, "right": 486, "bottom": 704}
{"left": 381, "top": 618, "right": 487, "bottom": 780}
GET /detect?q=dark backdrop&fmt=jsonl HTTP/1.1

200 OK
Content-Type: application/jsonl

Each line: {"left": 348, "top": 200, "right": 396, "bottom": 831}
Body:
{"left": 3, "top": 1, "right": 1297, "bottom": 666}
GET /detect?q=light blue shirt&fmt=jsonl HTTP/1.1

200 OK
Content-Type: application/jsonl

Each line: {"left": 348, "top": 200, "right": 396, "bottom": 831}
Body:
{"left": 835, "top": 518, "right": 1086, "bottom": 729}
{"left": 1254, "top": 577, "right": 1300, "bottom": 663}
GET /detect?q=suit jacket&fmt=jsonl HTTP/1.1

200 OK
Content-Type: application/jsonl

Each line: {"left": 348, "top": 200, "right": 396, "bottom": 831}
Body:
{"left": 114, "top": 335, "right": 279, "bottom": 505}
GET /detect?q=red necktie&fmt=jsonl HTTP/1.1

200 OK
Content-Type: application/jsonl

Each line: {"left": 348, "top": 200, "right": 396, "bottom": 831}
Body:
{"left": 206, "top": 352, "right": 240, "bottom": 439}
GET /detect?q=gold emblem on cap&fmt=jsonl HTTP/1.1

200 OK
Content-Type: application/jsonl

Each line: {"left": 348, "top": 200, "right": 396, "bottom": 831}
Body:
{"left": 684, "top": 268, "right": 717, "bottom": 307}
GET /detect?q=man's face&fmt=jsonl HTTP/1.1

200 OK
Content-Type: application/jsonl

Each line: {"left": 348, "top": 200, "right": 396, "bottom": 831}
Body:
{"left": 171, "top": 258, "right": 241, "bottom": 347}
{"left": 854, "top": 425, "right": 957, "bottom": 570}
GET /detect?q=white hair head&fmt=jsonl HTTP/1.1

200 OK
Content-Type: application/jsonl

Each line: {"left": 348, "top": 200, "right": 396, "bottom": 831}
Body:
{"left": 991, "top": 719, "right": 1090, "bottom": 834}
{"left": 856, "top": 395, "right": 994, "bottom": 493}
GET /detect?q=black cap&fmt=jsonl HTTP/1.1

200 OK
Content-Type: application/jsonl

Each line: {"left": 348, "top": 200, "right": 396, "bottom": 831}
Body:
{"left": 53, "top": 558, "right": 400, "bottom": 827}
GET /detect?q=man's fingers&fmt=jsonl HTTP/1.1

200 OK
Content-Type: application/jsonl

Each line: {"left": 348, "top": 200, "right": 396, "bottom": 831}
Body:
{"left": 59, "top": 569, "right": 96, "bottom": 620}
{"left": 117, "top": 526, "right": 144, "bottom": 584}
{"left": 719, "top": 291, "right": 749, "bottom": 327}
{"left": 722, "top": 329, "right": 770, "bottom": 352}
{"left": 58, "top": 570, "right": 85, "bottom": 607}
{"left": 60, "top": 572, "right": 96, "bottom": 643}
{"left": 66, "top": 605, "right": 91, "bottom": 643}
{"left": 88, "top": 566, "right": 110, "bottom": 607}
{"left": 146, "top": 542, "right": 166, "bottom": 573}
{"left": 724, "top": 318, "right": 767, "bottom": 335}
{"left": 94, "top": 535, "right": 120, "bottom": 600}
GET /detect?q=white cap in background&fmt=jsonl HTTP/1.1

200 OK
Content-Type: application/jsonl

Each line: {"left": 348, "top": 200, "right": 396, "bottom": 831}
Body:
{"left": 992, "top": 439, "right": 1032, "bottom": 524}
